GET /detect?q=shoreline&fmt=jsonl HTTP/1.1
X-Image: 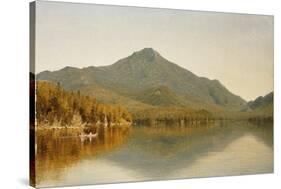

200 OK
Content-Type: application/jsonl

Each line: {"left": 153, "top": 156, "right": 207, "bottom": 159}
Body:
{"left": 35, "top": 122, "right": 132, "bottom": 130}
{"left": 34, "top": 118, "right": 273, "bottom": 131}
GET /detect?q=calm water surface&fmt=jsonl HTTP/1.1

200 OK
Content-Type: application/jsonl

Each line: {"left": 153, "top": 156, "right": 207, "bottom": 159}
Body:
{"left": 35, "top": 121, "right": 273, "bottom": 187}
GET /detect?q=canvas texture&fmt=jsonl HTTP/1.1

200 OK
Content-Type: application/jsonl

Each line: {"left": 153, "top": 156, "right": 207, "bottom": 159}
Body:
{"left": 30, "top": 1, "right": 274, "bottom": 188}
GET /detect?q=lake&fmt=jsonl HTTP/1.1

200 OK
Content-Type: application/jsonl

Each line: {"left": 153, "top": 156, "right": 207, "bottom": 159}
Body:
{"left": 35, "top": 121, "right": 273, "bottom": 187}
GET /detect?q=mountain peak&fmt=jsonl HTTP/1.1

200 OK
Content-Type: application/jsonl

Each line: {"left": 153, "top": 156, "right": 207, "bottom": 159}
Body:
{"left": 137, "top": 47, "right": 158, "bottom": 54}
{"left": 140, "top": 47, "right": 157, "bottom": 53}
{"left": 130, "top": 48, "right": 161, "bottom": 62}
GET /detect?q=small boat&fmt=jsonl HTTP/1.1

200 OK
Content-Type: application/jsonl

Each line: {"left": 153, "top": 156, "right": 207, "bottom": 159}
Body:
{"left": 88, "top": 132, "right": 98, "bottom": 138}
{"left": 79, "top": 132, "right": 98, "bottom": 138}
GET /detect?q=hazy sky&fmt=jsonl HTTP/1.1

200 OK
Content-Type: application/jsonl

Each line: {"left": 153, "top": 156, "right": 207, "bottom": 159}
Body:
{"left": 35, "top": 1, "right": 273, "bottom": 101}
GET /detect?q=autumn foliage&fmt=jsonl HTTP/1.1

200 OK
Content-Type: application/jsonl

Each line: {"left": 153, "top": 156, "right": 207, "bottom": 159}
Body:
{"left": 36, "top": 82, "right": 132, "bottom": 127}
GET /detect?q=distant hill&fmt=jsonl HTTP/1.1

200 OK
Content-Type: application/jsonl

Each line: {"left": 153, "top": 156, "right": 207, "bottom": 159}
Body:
{"left": 37, "top": 48, "right": 247, "bottom": 112}
{"left": 248, "top": 92, "right": 273, "bottom": 115}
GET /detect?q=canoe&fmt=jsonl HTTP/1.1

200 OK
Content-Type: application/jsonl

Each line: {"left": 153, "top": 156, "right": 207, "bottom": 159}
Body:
{"left": 79, "top": 133, "right": 98, "bottom": 138}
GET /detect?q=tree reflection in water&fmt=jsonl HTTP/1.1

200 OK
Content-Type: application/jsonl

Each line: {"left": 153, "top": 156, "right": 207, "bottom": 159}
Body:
{"left": 35, "top": 121, "right": 273, "bottom": 187}
{"left": 35, "top": 126, "right": 131, "bottom": 185}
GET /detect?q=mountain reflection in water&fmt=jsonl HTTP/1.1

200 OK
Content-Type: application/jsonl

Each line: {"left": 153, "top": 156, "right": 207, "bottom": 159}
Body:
{"left": 35, "top": 121, "right": 273, "bottom": 187}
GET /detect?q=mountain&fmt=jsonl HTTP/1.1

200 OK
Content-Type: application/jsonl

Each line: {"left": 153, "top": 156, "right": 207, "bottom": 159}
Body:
{"left": 37, "top": 48, "right": 246, "bottom": 112}
{"left": 248, "top": 92, "right": 273, "bottom": 114}
{"left": 133, "top": 86, "right": 185, "bottom": 107}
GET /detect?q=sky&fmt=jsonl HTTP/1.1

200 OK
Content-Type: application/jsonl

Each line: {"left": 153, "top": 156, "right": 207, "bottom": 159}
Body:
{"left": 35, "top": 1, "right": 273, "bottom": 101}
